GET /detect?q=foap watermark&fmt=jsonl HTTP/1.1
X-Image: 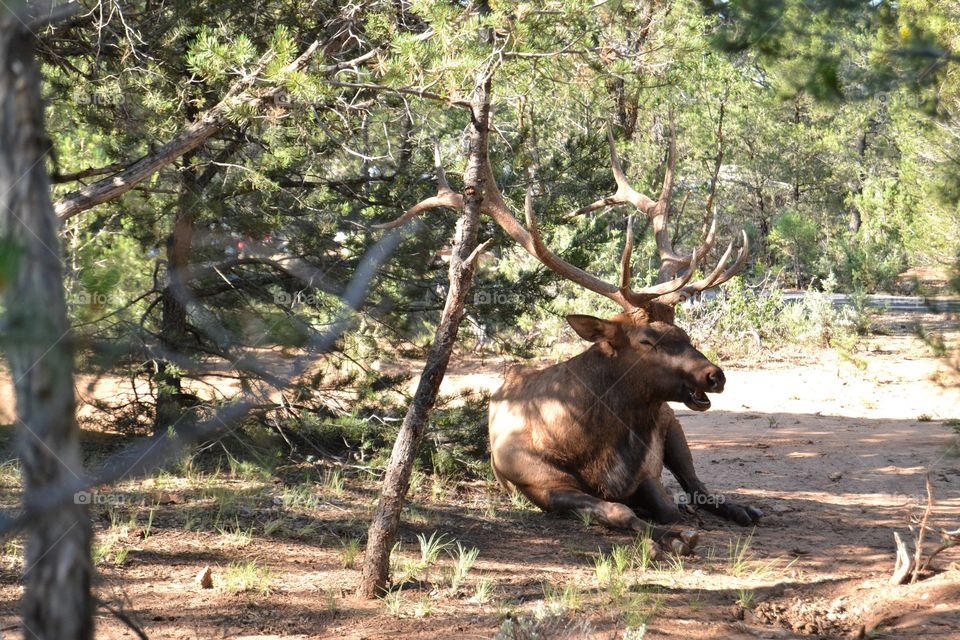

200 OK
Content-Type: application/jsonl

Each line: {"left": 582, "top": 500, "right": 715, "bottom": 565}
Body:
{"left": 274, "top": 291, "right": 322, "bottom": 306}
{"left": 68, "top": 290, "right": 119, "bottom": 307}
{"left": 72, "top": 87, "right": 126, "bottom": 107}
{"left": 269, "top": 90, "right": 295, "bottom": 107}
{"left": 676, "top": 492, "right": 726, "bottom": 507}
{"left": 473, "top": 290, "right": 522, "bottom": 306}
{"left": 74, "top": 490, "right": 125, "bottom": 506}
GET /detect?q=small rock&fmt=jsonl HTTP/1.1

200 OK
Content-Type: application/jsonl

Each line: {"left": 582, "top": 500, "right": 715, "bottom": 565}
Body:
{"left": 829, "top": 472, "right": 843, "bottom": 481}
{"left": 152, "top": 491, "right": 183, "bottom": 505}
{"left": 196, "top": 565, "right": 213, "bottom": 589}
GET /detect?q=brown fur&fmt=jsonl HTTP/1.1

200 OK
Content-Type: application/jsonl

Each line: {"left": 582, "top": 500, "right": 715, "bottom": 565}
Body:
{"left": 488, "top": 306, "right": 730, "bottom": 549}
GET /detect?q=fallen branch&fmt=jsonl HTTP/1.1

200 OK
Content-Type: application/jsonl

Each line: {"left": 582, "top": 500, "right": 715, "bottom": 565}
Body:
{"left": 912, "top": 474, "right": 934, "bottom": 584}
{"left": 890, "top": 531, "right": 913, "bottom": 585}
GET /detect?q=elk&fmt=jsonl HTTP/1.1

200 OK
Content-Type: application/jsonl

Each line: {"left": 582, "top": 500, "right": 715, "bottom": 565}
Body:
{"left": 488, "top": 206, "right": 758, "bottom": 555}
{"left": 484, "top": 124, "right": 762, "bottom": 556}
{"left": 374, "top": 116, "right": 761, "bottom": 557}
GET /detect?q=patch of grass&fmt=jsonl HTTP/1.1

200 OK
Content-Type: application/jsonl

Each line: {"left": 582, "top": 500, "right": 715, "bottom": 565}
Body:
{"left": 623, "top": 591, "right": 664, "bottom": 631}
{"left": 623, "top": 627, "right": 647, "bottom": 640}
{"left": 474, "top": 576, "right": 495, "bottom": 603}
{"left": 92, "top": 540, "right": 113, "bottom": 566}
{"left": 417, "top": 531, "right": 452, "bottom": 583}
{"left": 293, "top": 522, "right": 320, "bottom": 539}
{"left": 508, "top": 491, "right": 534, "bottom": 511}
{"left": 542, "top": 580, "right": 582, "bottom": 614}
{"left": 1, "top": 539, "right": 22, "bottom": 568}
{"left": 324, "top": 589, "right": 339, "bottom": 614}
{"left": 495, "top": 615, "right": 595, "bottom": 640}
{"left": 918, "top": 413, "right": 933, "bottom": 422}
{"left": 409, "top": 469, "right": 426, "bottom": 495}
{"left": 382, "top": 587, "right": 403, "bottom": 617}
{"left": 323, "top": 468, "right": 345, "bottom": 496}
{"left": 113, "top": 546, "right": 130, "bottom": 567}
{"left": 575, "top": 510, "right": 594, "bottom": 527}
{"left": 431, "top": 474, "right": 452, "bottom": 502}
{"left": 727, "top": 530, "right": 796, "bottom": 579}
{"left": 403, "top": 505, "right": 429, "bottom": 526}
{"left": 413, "top": 594, "right": 434, "bottom": 618}
{"left": 0, "top": 459, "right": 21, "bottom": 486}
{"left": 482, "top": 490, "right": 498, "bottom": 519}
{"left": 727, "top": 531, "right": 756, "bottom": 577}
{"left": 227, "top": 456, "right": 270, "bottom": 482}
{"left": 612, "top": 544, "right": 632, "bottom": 574}
{"left": 263, "top": 517, "right": 285, "bottom": 537}
{"left": 634, "top": 531, "right": 655, "bottom": 571}
{"left": 281, "top": 484, "right": 319, "bottom": 510}
{"left": 594, "top": 550, "right": 614, "bottom": 587}
{"left": 736, "top": 589, "right": 756, "bottom": 609}
{"left": 142, "top": 507, "right": 156, "bottom": 540}
{"left": 448, "top": 541, "right": 480, "bottom": 593}
{"left": 223, "top": 559, "right": 271, "bottom": 595}
{"left": 216, "top": 519, "right": 254, "bottom": 546}
{"left": 340, "top": 537, "right": 362, "bottom": 569}
{"left": 660, "top": 553, "right": 685, "bottom": 573}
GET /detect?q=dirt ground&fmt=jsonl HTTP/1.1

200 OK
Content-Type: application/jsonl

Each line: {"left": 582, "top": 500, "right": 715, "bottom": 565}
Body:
{"left": 0, "top": 312, "right": 959, "bottom": 639}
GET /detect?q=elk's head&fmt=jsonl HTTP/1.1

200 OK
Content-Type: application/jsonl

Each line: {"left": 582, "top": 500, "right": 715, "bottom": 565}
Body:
{"left": 565, "top": 311, "right": 726, "bottom": 411}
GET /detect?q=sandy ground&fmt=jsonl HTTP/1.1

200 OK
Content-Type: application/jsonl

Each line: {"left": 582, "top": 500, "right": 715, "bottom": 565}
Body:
{"left": 0, "top": 313, "right": 957, "bottom": 639}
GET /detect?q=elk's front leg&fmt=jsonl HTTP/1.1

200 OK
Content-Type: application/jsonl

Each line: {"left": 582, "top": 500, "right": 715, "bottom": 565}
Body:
{"left": 544, "top": 488, "right": 698, "bottom": 556}
{"left": 661, "top": 408, "right": 762, "bottom": 526}
{"left": 625, "top": 476, "right": 683, "bottom": 525}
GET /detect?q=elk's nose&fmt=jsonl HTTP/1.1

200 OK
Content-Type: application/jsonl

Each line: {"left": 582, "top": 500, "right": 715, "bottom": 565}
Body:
{"left": 705, "top": 367, "right": 725, "bottom": 392}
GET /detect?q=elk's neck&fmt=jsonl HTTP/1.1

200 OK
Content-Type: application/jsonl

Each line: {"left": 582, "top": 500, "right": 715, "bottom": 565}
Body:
{"left": 571, "top": 346, "right": 665, "bottom": 414}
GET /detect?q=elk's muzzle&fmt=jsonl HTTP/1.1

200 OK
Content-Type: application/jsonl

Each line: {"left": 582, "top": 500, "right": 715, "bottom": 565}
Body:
{"left": 682, "top": 364, "right": 725, "bottom": 412}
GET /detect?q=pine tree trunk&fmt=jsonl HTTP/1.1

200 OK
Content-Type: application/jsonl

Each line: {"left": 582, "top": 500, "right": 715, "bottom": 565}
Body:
{"left": 155, "top": 155, "right": 199, "bottom": 434}
{"left": 849, "top": 129, "right": 867, "bottom": 233}
{"left": 0, "top": 12, "right": 93, "bottom": 639}
{"left": 357, "top": 73, "right": 492, "bottom": 599}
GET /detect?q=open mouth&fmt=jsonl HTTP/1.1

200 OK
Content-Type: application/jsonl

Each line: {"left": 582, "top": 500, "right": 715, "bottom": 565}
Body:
{"left": 683, "top": 386, "right": 712, "bottom": 411}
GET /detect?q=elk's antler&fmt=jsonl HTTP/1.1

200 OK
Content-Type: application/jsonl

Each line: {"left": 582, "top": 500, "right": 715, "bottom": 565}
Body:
{"left": 519, "top": 190, "right": 698, "bottom": 311}
{"left": 567, "top": 121, "right": 721, "bottom": 280}
{"left": 373, "top": 112, "right": 746, "bottom": 312}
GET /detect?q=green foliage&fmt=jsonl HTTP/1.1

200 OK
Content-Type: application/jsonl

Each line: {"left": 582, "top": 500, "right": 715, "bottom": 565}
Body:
{"left": 682, "top": 274, "right": 868, "bottom": 356}
{"left": 769, "top": 210, "right": 819, "bottom": 288}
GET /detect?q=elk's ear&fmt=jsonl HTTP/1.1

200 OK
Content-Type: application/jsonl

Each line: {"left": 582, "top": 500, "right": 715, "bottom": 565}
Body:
{"left": 566, "top": 315, "right": 624, "bottom": 349}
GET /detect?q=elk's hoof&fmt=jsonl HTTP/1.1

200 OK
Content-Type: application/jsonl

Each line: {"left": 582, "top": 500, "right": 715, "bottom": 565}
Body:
{"left": 679, "top": 529, "right": 700, "bottom": 549}
{"left": 724, "top": 502, "right": 763, "bottom": 526}
{"left": 669, "top": 538, "right": 690, "bottom": 555}
{"left": 646, "top": 540, "right": 663, "bottom": 562}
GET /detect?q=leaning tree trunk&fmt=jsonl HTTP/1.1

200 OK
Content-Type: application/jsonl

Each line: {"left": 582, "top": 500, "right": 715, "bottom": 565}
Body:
{"left": 0, "top": 9, "right": 93, "bottom": 639}
{"left": 357, "top": 74, "right": 492, "bottom": 599}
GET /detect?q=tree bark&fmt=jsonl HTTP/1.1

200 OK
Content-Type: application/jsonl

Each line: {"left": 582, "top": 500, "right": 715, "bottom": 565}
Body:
{"left": 849, "top": 129, "right": 867, "bottom": 233}
{"left": 357, "top": 71, "right": 492, "bottom": 599}
{"left": 0, "top": 10, "right": 93, "bottom": 638}
{"left": 154, "top": 153, "right": 200, "bottom": 434}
